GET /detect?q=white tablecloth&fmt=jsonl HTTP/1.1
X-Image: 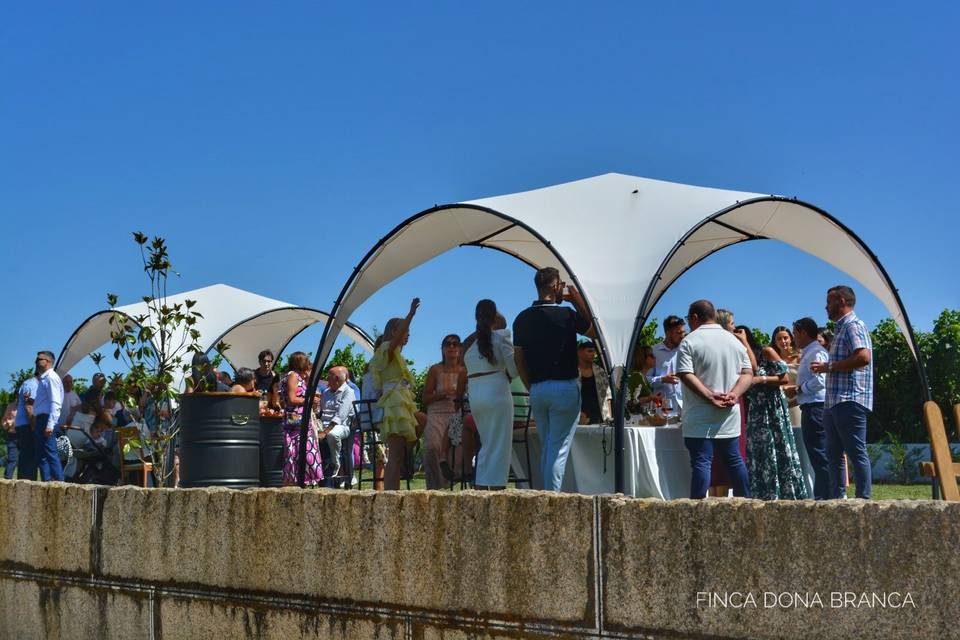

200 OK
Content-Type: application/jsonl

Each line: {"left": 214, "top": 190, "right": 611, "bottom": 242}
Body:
{"left": 511, "top": 424, "right": 814, "bottom": 499}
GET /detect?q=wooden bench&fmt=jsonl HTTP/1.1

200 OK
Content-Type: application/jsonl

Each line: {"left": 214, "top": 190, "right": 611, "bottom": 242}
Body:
{"left": 919, "top": 402, "right": 960, "bottom": 501}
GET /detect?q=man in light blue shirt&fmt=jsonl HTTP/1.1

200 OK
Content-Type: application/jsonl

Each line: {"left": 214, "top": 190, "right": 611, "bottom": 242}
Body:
{"left": 792, "top": 318, "right": 829, "bottom": 500}
{"left": 13, "top": 373, "right": 40, "bottom": 480}
{"left": 31, "top": 351, "right": 64, "bottom": 481}
{"left": 650, "top": 316, "right": 686, "bottom": 414}
{"left": 318, "top": 366, "right": 356, "bottom": 487}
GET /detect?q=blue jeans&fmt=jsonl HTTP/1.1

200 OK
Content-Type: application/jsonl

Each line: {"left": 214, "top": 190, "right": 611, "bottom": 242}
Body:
{"left": 3, "top": 430, "right": 19, "bottom": 479}
{"left": 16, "top": 425, "right": 37, "bottom": 480}
{"left": 825, "top": 401, "right": 871, "bottom": 499}
{"left": 33, "top": 415, "right": 64, "bottom": 482}
{"left": 684, "top": 436, "right": 751, "bottom": 499}
{"left": 530, "top": 378, "right": 581, "bottom": 492}
{"left": 800, "top": 403, "right": 830, "bottom": 500}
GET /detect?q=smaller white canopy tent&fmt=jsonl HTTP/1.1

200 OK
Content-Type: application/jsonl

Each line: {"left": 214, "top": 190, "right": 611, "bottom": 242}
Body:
{"left": 56, "top": 284, "right": 374, "bottom": 382}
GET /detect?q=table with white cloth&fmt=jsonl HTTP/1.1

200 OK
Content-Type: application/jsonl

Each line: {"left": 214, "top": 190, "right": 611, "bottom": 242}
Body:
{"left": 510, "top": 422, "right": 815, "bottom": 499}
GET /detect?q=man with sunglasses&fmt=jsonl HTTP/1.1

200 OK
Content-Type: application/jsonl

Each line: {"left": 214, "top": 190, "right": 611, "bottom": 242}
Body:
{"left": 31, "top": 351, "right": 65, "bottom": 481}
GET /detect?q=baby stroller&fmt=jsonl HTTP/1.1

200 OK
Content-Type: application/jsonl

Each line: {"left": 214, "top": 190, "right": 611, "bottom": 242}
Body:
{"left": 65, "top": 425, "right": 121, "bottom": 485}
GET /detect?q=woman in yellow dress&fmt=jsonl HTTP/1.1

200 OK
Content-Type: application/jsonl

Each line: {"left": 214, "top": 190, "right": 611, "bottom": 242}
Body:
{"left": 370, "top": 298, "right": 424, "bottom": 489}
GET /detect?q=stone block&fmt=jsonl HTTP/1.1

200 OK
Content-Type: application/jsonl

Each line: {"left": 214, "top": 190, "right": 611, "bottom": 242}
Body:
{"left": 0, "top": 577, "right": 152, "bottom": 639}
{"left": 158, "top": 596, "right": 404, "bottom": 640}
{"left": 413, "top": 622, "right": 560, "bottom": 639}
{"left": 0, "top": 480, "right": 97, "bottom": 574}
{"left": 100, "top": 488, "right": 595, "bottom": 625}
{"left": 601, "top": 498, "right": 960, "bottom": 639}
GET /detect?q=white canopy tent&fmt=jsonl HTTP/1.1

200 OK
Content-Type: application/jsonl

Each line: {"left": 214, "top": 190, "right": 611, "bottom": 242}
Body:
{"left": 301, "top": 173, "right": 928, "bottom": 490}
{"left": 56, "top": 284, "right": 374, "bottom": 385}
{"left": 313, "top": 173, "right": 922, "bottom": 371}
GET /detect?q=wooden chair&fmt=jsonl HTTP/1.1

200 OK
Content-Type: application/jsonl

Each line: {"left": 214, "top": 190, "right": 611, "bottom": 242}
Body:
{"left": 116, "top": 426, "right": 153, "bottom": 488}
{"left": 918, "top": 401, "right": 960, "bottom": 501}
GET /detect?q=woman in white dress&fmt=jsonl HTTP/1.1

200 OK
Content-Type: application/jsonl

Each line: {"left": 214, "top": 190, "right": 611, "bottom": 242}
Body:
{"left": 462, "top": 300, "right": 518, "bottom": 490}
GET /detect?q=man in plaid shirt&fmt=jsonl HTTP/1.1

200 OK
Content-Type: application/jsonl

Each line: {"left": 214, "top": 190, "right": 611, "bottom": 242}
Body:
{"left": 811, "top": 285, "right": 873, "bottom": 499}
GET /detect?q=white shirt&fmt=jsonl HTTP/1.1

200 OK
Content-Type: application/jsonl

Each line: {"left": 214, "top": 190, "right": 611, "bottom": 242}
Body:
{"left": 651, "top": 342, "right": 683, "bottom": 409}
{"left": 319, "top": 383, "right": 356, "bottom": 427}
{"left": 464, "top": 329, "right": 518, "bottom": 378}
{"left": 33, "top": 368, "right": 64, "bottom": 430}
{"left": 676, "top": 324, "right": 751, "bottom": 439}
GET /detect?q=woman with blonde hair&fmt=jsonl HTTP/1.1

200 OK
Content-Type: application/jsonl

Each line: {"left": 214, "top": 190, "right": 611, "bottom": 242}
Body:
{"left": 369, "top": 298, "right": 423, "bottom": 490}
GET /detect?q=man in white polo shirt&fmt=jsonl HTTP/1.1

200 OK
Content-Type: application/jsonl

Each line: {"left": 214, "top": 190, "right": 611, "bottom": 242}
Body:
{"left": 676, "top": 300, "right": 753, "bottom": 499}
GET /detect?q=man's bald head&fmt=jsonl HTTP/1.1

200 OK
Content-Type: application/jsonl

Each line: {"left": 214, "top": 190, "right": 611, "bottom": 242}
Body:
{"left": 326, "top": 366, "right": 349, "bottom": 390}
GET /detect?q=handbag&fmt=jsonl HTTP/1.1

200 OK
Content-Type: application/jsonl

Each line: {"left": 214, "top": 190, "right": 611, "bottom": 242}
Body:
{"left": 56, "top": 433, "right": 74, "bottom": 465}
{"left": 447, "top": 411, "right": 464, "bottom": 447}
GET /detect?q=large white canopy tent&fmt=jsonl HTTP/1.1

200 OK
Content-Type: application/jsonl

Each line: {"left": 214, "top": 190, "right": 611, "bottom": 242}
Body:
{"left": 56, "top": 284, "right": 374, "bottom": 385}
{"left": 301, "top": 173, "right": 928, "bottom": 491}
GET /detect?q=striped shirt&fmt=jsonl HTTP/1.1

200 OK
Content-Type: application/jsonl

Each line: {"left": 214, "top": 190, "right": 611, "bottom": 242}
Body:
{"left": 825, "top": 311, "right": 873, "bottom": 411}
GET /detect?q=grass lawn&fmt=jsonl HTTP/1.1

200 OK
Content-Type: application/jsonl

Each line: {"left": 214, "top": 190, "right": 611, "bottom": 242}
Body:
{"left": 848, "top": 483, "right": 934, "bottom": 500}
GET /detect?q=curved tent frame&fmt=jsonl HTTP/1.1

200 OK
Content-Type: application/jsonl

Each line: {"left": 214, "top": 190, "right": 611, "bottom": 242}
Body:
{"left": 299, "top": 174, "right": 929, "bottom": 492}
{"left": 56, "top": 284, "right": 374, "bottom": 387}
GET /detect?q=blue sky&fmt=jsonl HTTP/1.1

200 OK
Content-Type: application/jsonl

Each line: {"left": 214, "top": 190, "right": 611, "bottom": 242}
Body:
{"left": 1, "top": 2, "right": 957, "bottom": 383}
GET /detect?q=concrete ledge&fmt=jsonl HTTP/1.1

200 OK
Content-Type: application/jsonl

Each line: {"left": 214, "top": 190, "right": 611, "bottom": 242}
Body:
{"left": 0, "top": 480, "right": 97, "bottom": 574}
{"left": 99, "top": 487, "right": 596, "bottom": 625}
{"left": 601, "top": 498, "right": 960, "bottom": 639}
{"left": 0, "top": 577, "right": 152, "bottom": 640}
{"left": 4, "top": 479, "right": 959, "bottom": 639}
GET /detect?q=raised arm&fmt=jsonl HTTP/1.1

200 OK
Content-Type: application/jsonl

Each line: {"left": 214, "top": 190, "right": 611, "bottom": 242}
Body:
{"left": 563, "top": 287, "right": 595, "bottom": 338}
{"left": 388, "top": 298, "right": 420, "bottom": 353}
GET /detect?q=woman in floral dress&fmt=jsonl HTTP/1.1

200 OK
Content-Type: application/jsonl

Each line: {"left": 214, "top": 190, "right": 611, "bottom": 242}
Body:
{"left": 738, "top": 326, "right": 808, "bottom": 500}
{"left": 280, "top": 351, "right": 324, "bottom": 486}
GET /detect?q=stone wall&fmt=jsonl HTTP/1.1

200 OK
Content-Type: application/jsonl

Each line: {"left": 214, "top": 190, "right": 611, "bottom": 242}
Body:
{"left": 0, "top": 480, "right": 957, "bottom": 639}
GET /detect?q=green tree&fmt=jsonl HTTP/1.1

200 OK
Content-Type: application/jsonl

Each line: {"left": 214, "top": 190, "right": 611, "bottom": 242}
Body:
{"left": 868, "top": 308, "right": 960, "bottom": 443}
{"left": 751, "top": 328, "right": 771, "bottom": 349}
{"left": 326, "top": 343, "right": 369, "bottom": 384}
{"left": 927, "top": 309, "right": 960, "bottom": 440}
{"left": 0, "top": 369, "right": 34, "bottom": 408}
{"left": 105, "top": 232, "right": 216, "bottom": 487}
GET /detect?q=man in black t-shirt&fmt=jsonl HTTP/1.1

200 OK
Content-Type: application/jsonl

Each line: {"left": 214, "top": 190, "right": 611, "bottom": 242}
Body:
{"left": 513, "top": 267, "right": 593, "bottom": 491}
{"left": 254, "top": 349, "right": 276, "bottom": 393}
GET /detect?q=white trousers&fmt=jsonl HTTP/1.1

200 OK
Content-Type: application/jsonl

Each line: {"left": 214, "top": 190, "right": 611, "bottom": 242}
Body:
{"left": 469, "top": 373, "right": 514, "bottom": 487}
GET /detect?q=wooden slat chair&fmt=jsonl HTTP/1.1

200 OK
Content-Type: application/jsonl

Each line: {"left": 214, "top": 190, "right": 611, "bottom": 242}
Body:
{"left": 116, "top": 426, "right": 153, "bottom": 488}
{"left": 918, "top": 401, "right": 960, "bottom": 501}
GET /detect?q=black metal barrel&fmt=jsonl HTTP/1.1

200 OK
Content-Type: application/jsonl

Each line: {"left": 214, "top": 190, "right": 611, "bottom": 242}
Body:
{"left": 179, "top": 393, "right": 261, "bottom": 489}
{"left": 259, "top": 415, "right": 284, "bottom": 487}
